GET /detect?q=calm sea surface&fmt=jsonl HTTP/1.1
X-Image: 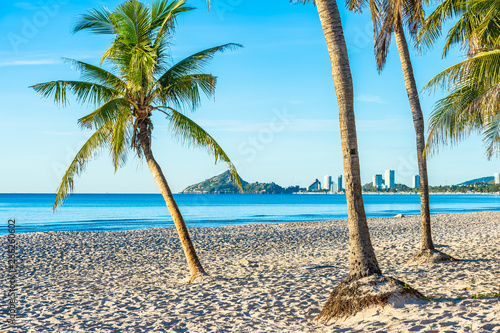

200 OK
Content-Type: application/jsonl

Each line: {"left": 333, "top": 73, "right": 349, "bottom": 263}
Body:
{"left": 1, "top": 193, "right": 500, "bottom": 234}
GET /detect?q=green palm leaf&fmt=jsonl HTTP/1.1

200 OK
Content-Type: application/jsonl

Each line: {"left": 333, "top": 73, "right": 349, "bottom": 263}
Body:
{"left": 157, "top": 74, "right": 217, "bottom": 109}
{"left": 110, "top": 109, "right": 133, "bottom": 170}
{"left": 157, "top": 43, "right": 242, "bottom": 87}
{"left": 63, "top": 58, "right": 126, "bottom": 91}
{"left": 30, "top": 80, "right": 117, "bottom": 106}
{"left": 78, "top": 98, "right": 131, "bottom": 129}
{"left": 73, "top": 6, "right": 116, "bottom": 34}
{"left": 483, "top": 114, "right": 500, "bottom": 158}
{"left": 54, "top": 125, "right": 111, "bottom": 210}
{"left": 166, "top": 108, "right": 243, "bottom": 191}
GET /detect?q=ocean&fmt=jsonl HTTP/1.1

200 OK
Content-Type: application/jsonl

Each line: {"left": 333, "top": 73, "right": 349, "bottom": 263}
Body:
{"left": 2, "top": 193, "right": 500, "bottom": 235}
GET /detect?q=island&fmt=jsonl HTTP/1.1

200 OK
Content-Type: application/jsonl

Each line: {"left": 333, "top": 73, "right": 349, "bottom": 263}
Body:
{"left": 181, "top": 171, "right": 301, "bottom": 194}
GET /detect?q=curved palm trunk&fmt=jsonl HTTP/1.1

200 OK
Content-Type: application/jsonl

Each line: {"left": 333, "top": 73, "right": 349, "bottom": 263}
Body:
{"left": 316, "top": 0, "right": 381, "bottom": 279}
{"left": 139, "top": 121, "right": 208, "bottom": 282}
{"left": 394, "top": 23, "right": 434, "bottom": 251}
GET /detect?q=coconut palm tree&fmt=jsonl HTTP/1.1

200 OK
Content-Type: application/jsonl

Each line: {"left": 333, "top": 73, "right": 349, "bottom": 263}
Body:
{"left": 346, "top": 0, "right": 455, "bottom": 264}
{"left": 295, "top": 0, "right": 382, "bottom": 282}
{"left": 207, "top": 0, "right": 420, "bottom": 320}
{"left": 298, "top": 0, "right": 422, "bottom": 321}
{"left": 31, "top": 0, "right": 242, "bottom": 283}
{"left": 419, "top": 0, "right": 500, "bottom": 157}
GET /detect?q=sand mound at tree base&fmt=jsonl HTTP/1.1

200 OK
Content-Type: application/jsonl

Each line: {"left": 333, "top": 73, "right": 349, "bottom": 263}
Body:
{"left": 315, "top": 274, "right": 424, "bottom": 323}
{"left": 405, "top": 248, "right": 457, "bottom": 265}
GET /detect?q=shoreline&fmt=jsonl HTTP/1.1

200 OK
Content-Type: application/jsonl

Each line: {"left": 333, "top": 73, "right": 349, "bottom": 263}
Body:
{"left": 2, "top": 211, "right": 499, "bottom": 332}
{"left": 5, "top": 208, "right": 500, "bottom": 236}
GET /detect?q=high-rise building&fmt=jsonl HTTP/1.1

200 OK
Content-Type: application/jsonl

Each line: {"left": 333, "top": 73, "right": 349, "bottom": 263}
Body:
{"left": 337, "top": 175, "right": 343, "bottom": 191}
{"left": 495, "top": 173, "right": 500, "bottom": 184}
{"left": 323, "top": 175, "right": 332, "bottom": 190}
{"left": 413, "top": 175, "right": 420, "bottom": 188}
{"left": 373, "top": 174, "right": 383, "bottom": 189}
{"left": 385, "top": 170, "right": 395, "bottom": 188}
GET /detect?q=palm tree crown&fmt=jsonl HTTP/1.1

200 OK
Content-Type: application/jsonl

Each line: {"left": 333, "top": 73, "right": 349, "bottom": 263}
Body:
{"left": 31, "top": 0, "right": 242, "bottom": 209}
{"left": 420, "top": 0, "right": 500, "bottom": 158}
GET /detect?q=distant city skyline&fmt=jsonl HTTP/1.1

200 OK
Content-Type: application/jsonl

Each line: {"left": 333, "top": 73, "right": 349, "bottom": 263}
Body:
{"left": 1, "top": 1, "right": 500, "bottom": 194}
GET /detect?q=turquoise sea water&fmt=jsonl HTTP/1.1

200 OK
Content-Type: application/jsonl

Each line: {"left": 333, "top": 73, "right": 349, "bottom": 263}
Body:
{"left": 1, "top": 193, "right": 500, "bottom": 234}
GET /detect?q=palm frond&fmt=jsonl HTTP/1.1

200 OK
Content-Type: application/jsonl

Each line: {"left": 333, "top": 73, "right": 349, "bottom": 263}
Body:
{"left": 373, "top": 0, "right": 396, "bottom": 72}
{"left": 73, "top": 6, "right": 116, "bottom": 34}
{"left": 425, "top": 83, "right": 485, "bottom": 156}
{"left": 152, "top": 0, "right": 194, "bottom": 49}
{"left": 30, "top": 80, "right": 117, "bottom": 106}
{"left": 346, "top": 0, "right": 370, "bottom": 12}
{"left": 114, "top": 0, "right": 153, "bottom": 46}
{"left": 417, "top": 0, "right": 466, "bottom": 53}
{"left": 110, "top": 108, "right": 133, "bottom": 170}
{"left": 78, "top": 98, "right": 131, "bottom": 129}
{"left": 53, "top": 125, "right": 111, "bottom": 210}
{"left": 166, "top": 108, "right": 242, "bottom": 191}
{"left": 483, "top": 113, "right": 500, "bottom": 158}
{"left": 63, "top": 58, "right": 126, "bottom": 91}
{"left": 156, "top": 74, "right": 217, "bottom": 110}
{"left": 423, "top": 49, "right": 500, "bottom": 92}
{"left": 157, "top": 43, "right": 242, "bottom": 87}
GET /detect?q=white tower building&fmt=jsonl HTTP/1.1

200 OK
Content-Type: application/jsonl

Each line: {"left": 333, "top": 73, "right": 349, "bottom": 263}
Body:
{"left": 413, "top": 175, "right": 420, "bottom": 188}
{"left": 385, "top": 170, "right": 395, "bottom": 188}
{"left": 323, "top": 175, "right": 332, "bottom": 190}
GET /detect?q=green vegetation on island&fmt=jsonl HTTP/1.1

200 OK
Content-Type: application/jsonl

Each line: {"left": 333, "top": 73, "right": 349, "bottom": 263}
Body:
{"left": 363, "top": 179, "right": 500, "bottom": 194}
{"left": 182, "top": 171, "right": 300, "bottom": 194}
{"left": 362, "top": 183, "right": 415, "bottom": 193}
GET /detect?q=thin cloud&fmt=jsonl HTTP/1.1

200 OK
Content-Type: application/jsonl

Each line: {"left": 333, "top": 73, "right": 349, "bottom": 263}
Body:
{"left": 197, "top": 117, "right": 411, "bottom": 133}
{"left": 0, "top": 59, "right": 59, "bottom": 67}
{"left": 356, "top": 94, "right": 385, "bottom": 104}
{"left": 197, "top": 119, "right": 338, "bottom": 132}
{"left": 41, "top": 131, "right": 91, "bottom": 136}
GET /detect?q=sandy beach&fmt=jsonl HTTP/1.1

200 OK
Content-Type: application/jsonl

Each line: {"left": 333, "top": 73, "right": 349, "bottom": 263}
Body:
{"left": 2, "top": 211, "right": 499, "bottom": 332}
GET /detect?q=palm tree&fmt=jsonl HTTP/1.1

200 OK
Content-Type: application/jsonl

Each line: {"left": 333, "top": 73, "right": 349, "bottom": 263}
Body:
{"left": 31, "top": 0, "right": 242, "bottom": 283}
{"left": 295, "top": 0, "right": 382, "bottom": 282}
{"left": 346, "top": 0, "right": 455, "bottom": 264}
{"left": 221, "top": 0, "right": 419, "bottom": 320}
{"left": 419, "top": 0, "right": 500, "bottom": 157}
{"left": 297, "top": 0, "right": 422, "bottom": 321}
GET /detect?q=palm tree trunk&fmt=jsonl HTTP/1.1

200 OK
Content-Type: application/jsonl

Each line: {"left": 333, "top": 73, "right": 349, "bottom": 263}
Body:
{"left": 139, "top": 120, "right": 208, "bottom": 282}
{"left": 394, "top": 22, "right": 434, "bottom": 251}
{"left": 315, "top": 0, "right": 381, "bottom": 279}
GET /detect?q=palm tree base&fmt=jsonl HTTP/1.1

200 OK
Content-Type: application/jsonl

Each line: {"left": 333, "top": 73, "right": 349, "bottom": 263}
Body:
{"left": 405, "top": 248, "right": 457, "bottom": 265}
{"left": 182, "top": 271, "right": 211, "bottom": 284}
{"left": 315, "top": 274, "right": 424, "bottom": 324}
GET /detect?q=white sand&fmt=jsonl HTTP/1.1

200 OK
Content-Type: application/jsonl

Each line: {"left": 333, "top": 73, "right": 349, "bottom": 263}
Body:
{"left": 1, "top": 211, "right": 499, "bottom": 332}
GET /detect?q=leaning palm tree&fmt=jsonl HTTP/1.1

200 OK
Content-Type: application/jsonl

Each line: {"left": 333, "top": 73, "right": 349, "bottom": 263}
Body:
{"left": 208, "top": 0, "right": 421, "bottom": 321}
{"left": 31, "top": 0, "right": 242, "bottom": 283}
{"left": 346, "top": 0, "right": 455, "bottom": 264}
{"left": 419, "top": 0, "right": 500, "bottom": 157}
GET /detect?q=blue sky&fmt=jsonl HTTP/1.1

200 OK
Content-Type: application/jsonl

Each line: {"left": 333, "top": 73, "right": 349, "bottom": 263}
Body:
{"left": 0, "top": 0, "right": 498, "bottom": 194}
